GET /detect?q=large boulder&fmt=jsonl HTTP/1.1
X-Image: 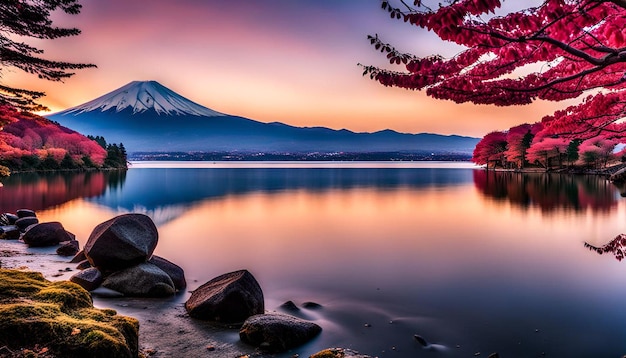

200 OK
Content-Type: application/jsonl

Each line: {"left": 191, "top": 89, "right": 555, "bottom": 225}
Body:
{"left": 84, "top": 214, "right": 158, "bottom": 272}
{"left": 148, "top": 255, "right": 186, "bottom": 291}
{"left": 70, "top": 267, "right": 103, "bottom": 292}
{"left": 21, "top": 222, "right": 71, "bottom": 247}
{"left": 185, "top": 270, "right": 264, "bottom": 323}
{"left": 102, "top": 262, "right": 175, "bottom": 297}
{"left": 239, "top": 313, "right": 322, "bottom": 352}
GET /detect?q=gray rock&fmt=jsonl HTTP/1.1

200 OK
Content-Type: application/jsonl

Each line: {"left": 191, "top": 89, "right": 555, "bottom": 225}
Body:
{"left": 84, "top": 214, "right": 158, "bottom": 271}
{"left": 76, "top": 260, "right": 92, "bottom": 270}
{"left": 148, "top": 255, "right": 186, "bottom": 291}
{"left": 21, "top": 222, "right": 71, "bottom": 247}
{"left": 185, "top": 269, "right": 264, "bottom": 323}
{"left": 70, "top": 250, "right": 86, "bottom": 263}
{"left": 302, "top": 301, "right": 323, "bottom": 309}
{"left": 239, "top": 313, "right": 322, "bottom": 352}
{"left": 0, "top": 225, "right": 20, "bottom": 240}
{"left": 57, "top": 240, "right": 80, "bottom": 256}
{"left": 16, "top": 209, "right": 36, "bottom": 218}
{"left": 70, "top": 267, "right": 103, "bottom": 291}
{"left": 102, "top": 262, "right": 175, "bottom": 297}
{"left": 15, "top": 217, "right": 39, "bottom": 232}
{"left": 279, "top": 301, "right": 300, "bottom": 312}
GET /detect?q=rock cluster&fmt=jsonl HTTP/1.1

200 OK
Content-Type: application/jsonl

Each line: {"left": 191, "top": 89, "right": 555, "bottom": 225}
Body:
{"left": 1, "top": 209, "right": 79, "bottom": 255}
{"left": 185, "top": 269, "right": 321, "bottom": 353}
{"left": 69, "top": 213, "right": 186, "bottom": 297}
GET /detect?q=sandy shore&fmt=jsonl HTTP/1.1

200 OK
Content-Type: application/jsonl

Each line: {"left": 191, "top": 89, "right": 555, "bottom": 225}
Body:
{"left": 0, "top": 239, "right": 262, "bottom": 358}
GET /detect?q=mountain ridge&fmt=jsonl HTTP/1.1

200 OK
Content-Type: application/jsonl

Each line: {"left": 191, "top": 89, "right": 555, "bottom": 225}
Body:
{"left": 48, "top": 81, "right": 479, "bottom": 155}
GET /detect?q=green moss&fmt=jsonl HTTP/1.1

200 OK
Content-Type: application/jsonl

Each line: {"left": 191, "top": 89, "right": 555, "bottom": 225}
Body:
{"left": 310, "top": 348, "right": 346, "bottom": 358}
{"left": 0, "top": 269, "right": 139, "bottom": 357}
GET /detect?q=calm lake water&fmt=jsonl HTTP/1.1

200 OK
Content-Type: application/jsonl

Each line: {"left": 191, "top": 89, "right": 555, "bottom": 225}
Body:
{"left": 2, "top": 161, "right": 626, "bottom": 357}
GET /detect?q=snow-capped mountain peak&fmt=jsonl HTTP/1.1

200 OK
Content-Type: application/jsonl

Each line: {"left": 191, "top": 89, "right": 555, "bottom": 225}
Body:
{"left": 56, "top": 80, "right": 225, "bottom": 117}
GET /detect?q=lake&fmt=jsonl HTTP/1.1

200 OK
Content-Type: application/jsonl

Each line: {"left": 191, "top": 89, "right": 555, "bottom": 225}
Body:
{"left": 2, "top": 161, "right": 626, "bottom": 357}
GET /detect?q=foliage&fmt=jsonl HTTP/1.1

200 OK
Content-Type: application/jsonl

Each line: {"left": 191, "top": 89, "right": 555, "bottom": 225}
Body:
{"left": 471, "top": 131, "right": 507, "bottom": 167}
{"left": 364, "top": 0, "right": 626, "bottom": 141}
{"left": 104, "top": 143, "right": 127, "bottom": 168}
{"left": 0, "top": 105, "right": 113, "bottom": 171}
{"left": 0, "top": 269, "right": 138, "bottom": 357}
{"left": 0, "top": 0, "right": 95, "bottom": 111}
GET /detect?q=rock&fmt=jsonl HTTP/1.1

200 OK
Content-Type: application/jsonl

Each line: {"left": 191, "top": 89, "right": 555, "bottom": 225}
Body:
{"left": 102, "top": 262, "right": 175, "bottom": 297}
{"left": 57, "top": 240, "right": 80, "bottom": 256}
{"left": 21, "top": 222, "right": 71, "bottom": 247}
{"left": 310, "top": 348, "right": 372, "bottom": 358}
{"left": 413, "top": 334, "right": 428, "bottom": 347}
{"left": 84, "top": 213, "right": 158, "bottom": 271}
{"left": 279, "top": 300, "right": 300, "bottom": 312}
{"left": 185, "top": 269, "right": 264, "bottom": 323}
{"left": 0, "top": 225, "right": 20, "bottom": 240}
{"left": 148, "top": 255, "right": 186, "bottom": 291}
{"left": 15, "top": 216, "right": 39, "bottom": 232}
{"left": 0, "top": 214, "right": 15, "bottom": 226}
{"left": 76, "top": 260, "right": 92, "bottom": 270}
{"left": 64, "top": 230, "right": 76, "bottom": 242}
{"left": 302, "top": 301, "right": 323, "bottom": 309}
{"left": 239, "top": 313, "right": 322, "bottom": 352}
{"left": 16, "top": 209, "right": 36, "bottom": 218}
{"left": 70, "top": 267, "right": 103, "bottom": 291}
{"left": 488, "top": 353, "right": 500, "bottom": 358}
{"left": 70, "top": 250, "right": 87, "bottom": 263}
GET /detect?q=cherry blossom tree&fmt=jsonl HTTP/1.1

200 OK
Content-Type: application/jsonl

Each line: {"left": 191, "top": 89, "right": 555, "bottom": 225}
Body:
{"left": 363, "top": 0, "right": 626, "bottom": 140}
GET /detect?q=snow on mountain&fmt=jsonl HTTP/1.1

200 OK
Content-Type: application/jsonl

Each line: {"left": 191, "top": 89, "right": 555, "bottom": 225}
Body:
{"left": 56, "top": 80, "right": 225, "bottom": 117}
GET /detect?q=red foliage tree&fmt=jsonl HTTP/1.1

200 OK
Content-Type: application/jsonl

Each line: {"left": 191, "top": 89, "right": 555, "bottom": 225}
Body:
{"left": 0, "top": 105, "right": 106, "bottom": 167}
{"left": 472, "top": 131, "right": 507, "bottom": 168}
{"left": 526, "top": 136, "right": 569, "bottom": 168}
{"left": 363, "top": 0, "right": 626, "bottom": 140}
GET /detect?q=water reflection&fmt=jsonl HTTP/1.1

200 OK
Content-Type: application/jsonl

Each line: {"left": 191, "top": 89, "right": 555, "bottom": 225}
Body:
{"left": 90, "top": 167, "right": 474, "bottom": 212}
{"left": 473, "top": 170, "right": 620, "bottom": 212}
{"left": 0, "top": 170, "right": 126, "bottom": 213}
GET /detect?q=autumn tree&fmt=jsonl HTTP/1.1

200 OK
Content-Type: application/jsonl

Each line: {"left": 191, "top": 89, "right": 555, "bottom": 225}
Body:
{"left": 363, "top": 0, "right": 626, "bottom": 141}
{"left": 0, "top": 0, "right": 95, "bottom": 111}
{"left": 472, "top": 131, "right": 507, "bottom": 168}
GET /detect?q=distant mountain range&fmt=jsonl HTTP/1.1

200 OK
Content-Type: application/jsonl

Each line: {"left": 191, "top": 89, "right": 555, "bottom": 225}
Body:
{"left": 48, "top": 81, "right": 479, "bottom": 155}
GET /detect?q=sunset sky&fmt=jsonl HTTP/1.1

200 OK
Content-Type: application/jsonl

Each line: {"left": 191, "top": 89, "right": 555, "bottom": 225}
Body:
{"left": 7, "top": 0, "right": 565, "bottom": 137}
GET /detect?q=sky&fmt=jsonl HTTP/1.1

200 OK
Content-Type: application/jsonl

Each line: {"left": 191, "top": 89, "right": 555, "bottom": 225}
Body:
{"left": 6, "top": 0, "right": 564, "bottom": 138}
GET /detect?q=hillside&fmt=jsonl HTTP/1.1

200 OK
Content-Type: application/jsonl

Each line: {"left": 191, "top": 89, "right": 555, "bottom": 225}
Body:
{"left": 0, "top": 105, "right": 115, "bottom": 172}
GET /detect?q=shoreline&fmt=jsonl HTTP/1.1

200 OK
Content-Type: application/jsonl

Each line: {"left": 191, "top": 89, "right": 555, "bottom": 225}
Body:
{"left": 0, "top": 239, "right": 259, "bottom": 358}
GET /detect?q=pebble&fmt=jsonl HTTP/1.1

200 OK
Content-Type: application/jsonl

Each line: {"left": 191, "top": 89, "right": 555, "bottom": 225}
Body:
{"left": 364, "top": 323, "right": 372, "bottom": 328}
{"left": 206, "top": 345, "right": 215, "bottom": 351}
{"left": 413, "top": 334, "right": 428, "bottom": 347}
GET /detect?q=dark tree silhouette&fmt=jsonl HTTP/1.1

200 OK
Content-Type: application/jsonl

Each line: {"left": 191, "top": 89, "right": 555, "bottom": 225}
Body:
{"left": 0, "top": 0, "right": 95, "bottom": 111}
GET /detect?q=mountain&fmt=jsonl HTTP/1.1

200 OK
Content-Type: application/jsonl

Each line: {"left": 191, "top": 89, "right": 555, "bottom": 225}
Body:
{"left": 48, "top": 81, "right": 479, "bottom": 155}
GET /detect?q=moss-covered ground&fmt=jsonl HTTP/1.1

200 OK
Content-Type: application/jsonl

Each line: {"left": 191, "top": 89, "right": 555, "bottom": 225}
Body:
{"left": 0, "top": 269, "right": 139, "bottom": 358}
